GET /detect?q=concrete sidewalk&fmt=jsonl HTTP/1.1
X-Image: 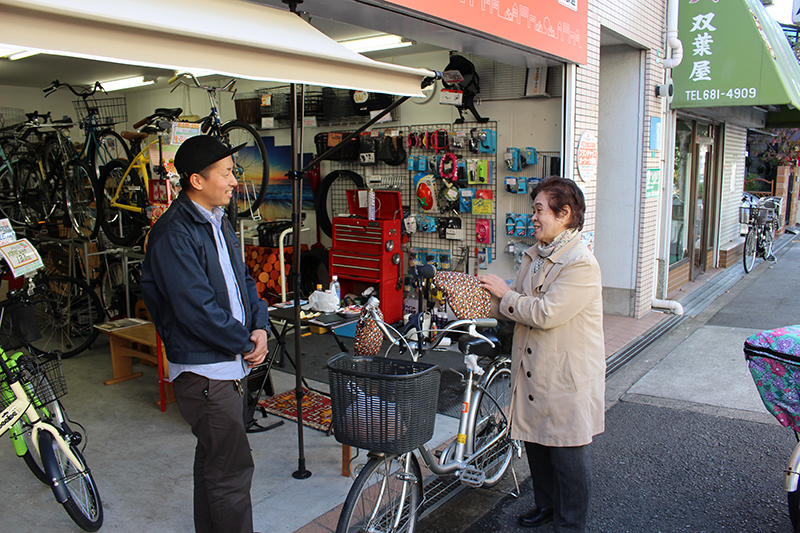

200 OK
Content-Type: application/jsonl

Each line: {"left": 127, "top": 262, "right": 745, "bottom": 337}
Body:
{"left": 1, "top": 235, "right": 797, "bottom": 532}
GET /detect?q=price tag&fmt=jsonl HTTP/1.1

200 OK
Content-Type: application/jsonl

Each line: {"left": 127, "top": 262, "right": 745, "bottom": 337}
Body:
{"left": 170, "top": 121, "right": 202, "bottom": 145}
{"left": 443, "top": 70, "right": 465, "bottom": 83}
{"left": 439, "top": 89, "right": 463, "bottom": 106}
{"left": 369, "top": 109, "right": 392, "bottom": 124}
{"left": 0, "top": 239, "right": 43, "bottom": 278}
{"left": 261, "top": 117, "right": 275, "bottom": 129}
{"left": 303, "top": 117, "right": 317, "bottom": 128}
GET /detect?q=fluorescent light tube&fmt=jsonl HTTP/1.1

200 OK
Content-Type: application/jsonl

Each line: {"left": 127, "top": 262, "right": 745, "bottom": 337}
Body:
{"left": 339, "top": 34, "right": 414, "bottom": 53}
{"left": 8, "top": 50, "right": 40, "bottom": 60}
{"left": 101, "top": 76, "right": 156, "bottom": 92}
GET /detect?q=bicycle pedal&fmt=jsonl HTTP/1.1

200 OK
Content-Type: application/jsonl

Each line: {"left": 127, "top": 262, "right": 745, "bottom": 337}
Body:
{"left": 458, "top": 466, "right": 485, "bottom": 487}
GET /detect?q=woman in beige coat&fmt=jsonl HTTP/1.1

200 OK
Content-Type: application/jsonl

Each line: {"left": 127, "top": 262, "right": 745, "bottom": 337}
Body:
{"left": 480, "top": 176, "right": 604, "bottom": 533}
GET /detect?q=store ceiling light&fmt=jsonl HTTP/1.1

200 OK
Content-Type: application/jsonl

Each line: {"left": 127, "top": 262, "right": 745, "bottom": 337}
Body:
{"left": 101, "top": 76, "right": 157, "bottom": 92}
{"left": 339, "top": 34, "right": 414, "bottom": 53}
{"left": 7, "top": 49, "right": 40, "bottom": 60}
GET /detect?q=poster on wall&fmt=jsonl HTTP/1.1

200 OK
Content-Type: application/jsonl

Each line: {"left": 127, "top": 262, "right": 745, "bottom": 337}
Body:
{"left": 577, "top": 130, "right": 597, "bottom": 183}
{"left": 645, "top": 168, "right": 660, "bottom": 198}
{"left": 258, "top": 136, "right": 314, "bottom": 220}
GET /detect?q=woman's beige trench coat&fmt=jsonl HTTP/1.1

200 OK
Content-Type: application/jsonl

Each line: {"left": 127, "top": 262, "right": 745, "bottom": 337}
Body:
{"left": 492, "top": 236, "right": 605, "bottom": 447}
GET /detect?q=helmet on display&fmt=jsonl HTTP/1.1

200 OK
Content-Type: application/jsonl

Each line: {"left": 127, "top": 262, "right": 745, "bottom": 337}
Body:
{"left": 442, "top": 55, "right": 488, "bottom": 123}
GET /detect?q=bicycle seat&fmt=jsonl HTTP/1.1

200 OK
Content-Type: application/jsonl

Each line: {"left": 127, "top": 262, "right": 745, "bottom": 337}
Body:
{"left": 458, "top": 331, "right": 503, "bottom": 358}
{"left": 153, "top": 108, "right": 183, "bottom": 120}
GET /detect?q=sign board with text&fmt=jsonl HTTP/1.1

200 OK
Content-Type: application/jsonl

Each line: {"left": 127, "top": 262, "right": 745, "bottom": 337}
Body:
{"left": 576, "top": 130, "right": 597, "bottom": 182}
{"left": 378, "top": 0, "right": 587, "bottom": 64}
{"left": 672, "top": 0, "right": 800, "bottom": 109}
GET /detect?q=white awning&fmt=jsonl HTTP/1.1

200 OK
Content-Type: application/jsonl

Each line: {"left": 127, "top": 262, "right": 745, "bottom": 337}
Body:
{"left": 0, "top": 0, "right": 434, "bottom": 96}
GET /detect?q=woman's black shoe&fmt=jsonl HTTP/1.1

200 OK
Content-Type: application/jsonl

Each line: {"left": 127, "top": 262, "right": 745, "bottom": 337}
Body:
{"left": 518, "top": 507, "right": 554, "bottom": 527}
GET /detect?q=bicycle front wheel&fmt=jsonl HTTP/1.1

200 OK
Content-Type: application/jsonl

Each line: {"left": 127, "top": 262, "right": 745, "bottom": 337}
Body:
{"left": 39, "top": 431, "right": 103, "bottom": 532}
{"left": 743, "top": 228, "right": 757, "bottom": 273}
{"left": 92, "top": 130, "right": 131, "bottom": 177}
{"left": 763, "top": 224, "right": 775, "bottom": 260}
{"left": 64, "top": 159, "right": 99, "bottom": 240}
{"left": 220, "top": 121, "right": 269, "bottom": 218}
{"left": 98, "top": 159, "right": 146, "bottom": 246}
{"left": 336, "top": 454, "right": 422, "bottom": 533}
{"left": 29, "top": 275, "right": 103, "bottom": 358}
{"left": 473, "top": 362, "right": 513, "bottom": 487}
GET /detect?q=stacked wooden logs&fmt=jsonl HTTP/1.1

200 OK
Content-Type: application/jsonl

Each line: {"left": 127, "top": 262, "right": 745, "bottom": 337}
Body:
{"left": 244, "top": 244, "right": 309, "bottom": 304}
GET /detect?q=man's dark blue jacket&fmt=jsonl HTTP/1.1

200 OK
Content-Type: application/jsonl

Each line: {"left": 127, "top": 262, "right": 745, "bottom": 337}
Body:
{"left": 141, "top": 192, "right": 269, "bottom": 365}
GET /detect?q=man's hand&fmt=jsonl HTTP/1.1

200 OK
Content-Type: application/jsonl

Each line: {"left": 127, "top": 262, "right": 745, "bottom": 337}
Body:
{"left": 479, "top": 274, "right": 511, "bottom": 299}
{"left": 243, "top": 329, "right": 268, "bottom": 367}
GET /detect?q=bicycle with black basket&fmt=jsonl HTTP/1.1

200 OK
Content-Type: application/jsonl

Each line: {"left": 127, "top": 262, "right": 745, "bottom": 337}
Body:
{"left": 741, "top": 196, "right": 781, "bottom": 273}
{"left": 328, "top": 266, "right": 520, "bottom": 533}
{"left": 0, "top": 310, "right": 103, "bottom": 530}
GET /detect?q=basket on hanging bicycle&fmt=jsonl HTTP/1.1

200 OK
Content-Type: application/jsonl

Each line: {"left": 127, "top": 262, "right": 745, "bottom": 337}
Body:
{"left": 744, "top": 325, "right": 800, "bottom": 433}
{"left": 328, "top": 353, "right": 441, "bottom": 454}
{"left": 72, "top": 96, "right": 128, "bottom": 126}
{"left": 0, "top": 106, "right": 26, "bottom": 132}
{"left": 0, "top": 352, "right": 67, "bottom": 410}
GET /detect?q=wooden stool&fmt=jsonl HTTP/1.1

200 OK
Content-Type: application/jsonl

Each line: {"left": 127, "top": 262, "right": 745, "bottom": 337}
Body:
{"left": 99, "top": 323, "right": 175, "bottom": 411}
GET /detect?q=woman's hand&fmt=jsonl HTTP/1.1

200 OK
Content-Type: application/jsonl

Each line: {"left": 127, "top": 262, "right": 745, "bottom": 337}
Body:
{"left": 479, "top": 274, "right": 511, "bottom": 299}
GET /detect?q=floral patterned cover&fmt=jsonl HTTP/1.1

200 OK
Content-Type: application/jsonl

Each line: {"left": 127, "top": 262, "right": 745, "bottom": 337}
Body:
{"left": 745, "top": 325, "right": 800, "bottom": 433}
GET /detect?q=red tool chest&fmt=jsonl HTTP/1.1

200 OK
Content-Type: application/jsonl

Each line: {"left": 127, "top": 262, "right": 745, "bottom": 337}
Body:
{"left": 329, "top": 190, "right": 404, "bottom": 324}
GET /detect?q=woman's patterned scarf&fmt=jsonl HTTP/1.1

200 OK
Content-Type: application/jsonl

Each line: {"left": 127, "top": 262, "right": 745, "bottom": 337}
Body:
{"left": 531, "top": 228, "right": 580, "bottom": 274}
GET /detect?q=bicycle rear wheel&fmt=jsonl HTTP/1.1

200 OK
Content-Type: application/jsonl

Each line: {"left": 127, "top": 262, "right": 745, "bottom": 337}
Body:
{"left": 92, "top": 130, "right": 131, "bottom": 177}
{"left": 64, "top": 159, "right": 99, "bottom": 240}
{"left": 29, "top": 275, "right": 102, "bottom": 358}
{"left": 336, "top": 454, "right": 422, "bottom": 533}
{"left": 763, "top": 224, "right": 775, "bottom": 260}
{"left": 743, "top": 228, "right": 757, "bottom": 273}
{"left": 473, "top": 362, "right": 513, "bottom": 487}
{"left": 98, "top": 159, "right": 146, "bottom": 246}
{"left": 38, "top": 431, "right": 103, "bottom": 532}
{"left": 220, "top": 121, "right": 269, "bottom": 218}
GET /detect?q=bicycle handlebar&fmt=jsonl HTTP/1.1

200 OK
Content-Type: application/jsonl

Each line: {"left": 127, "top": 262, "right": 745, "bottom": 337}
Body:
{"left": 43, "top": 79, "right": 104, "bottom": 99}
{"left": 168, "top": 72, "right": 236, "bottom": 93}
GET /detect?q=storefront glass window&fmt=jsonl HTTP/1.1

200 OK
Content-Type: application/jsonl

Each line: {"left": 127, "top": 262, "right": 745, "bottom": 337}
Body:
{"left": 671, "top": 119, "right": 692, "bottom": 264}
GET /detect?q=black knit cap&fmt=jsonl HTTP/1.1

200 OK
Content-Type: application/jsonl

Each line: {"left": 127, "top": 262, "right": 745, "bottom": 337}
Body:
{"left": 174, "top": 135, "right": 245, "bottom": 178}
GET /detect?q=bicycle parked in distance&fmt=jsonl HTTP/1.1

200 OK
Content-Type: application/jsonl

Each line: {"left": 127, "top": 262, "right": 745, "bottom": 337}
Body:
{"left": 96, "top": 108, "right": 183, "bottom": 246}
{"left": 741, "top": 196, "right": 782, "bottom": 273}
{"left": 0, "top": 324, "right": 102, "bottom": 530}
{"left": 43, "top": 80, "right": 133, "bottom": 179}
{"left": 168, "top": 72, "right": 269, "bottom": 217}
{"left": 328, "top": 267, "right": 519, "bottom": 533}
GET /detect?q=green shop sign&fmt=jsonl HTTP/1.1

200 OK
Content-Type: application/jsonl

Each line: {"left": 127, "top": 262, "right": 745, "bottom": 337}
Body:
{"left": 671, "top": 0, "right": 800, "bottom": 109}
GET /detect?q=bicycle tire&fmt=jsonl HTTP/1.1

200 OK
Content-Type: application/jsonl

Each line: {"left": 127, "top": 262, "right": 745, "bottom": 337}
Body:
{"left": 29, "top": 275, "right": 102, "bottom": 358}
{"left": 314, "top": 170, "right": 365, "bottom": 238}
{"left": 2, "top": 158, "right": 41, "bottom": 227}
{"left": 743, "top": 228, "right": 757, "bottom": 273}
{"left": 790, "top": 486, "right": 800, "bottom": 533}
{"left": 38, "top": 431, "right": 103, "bottom": 532}
{"left": 98, "top": 258, "right": 142, "bottom": 320}
{"left": 18, "top": 399, "right": 69, "bottom": 485}
{"left": 92, "top": 130, "right": 132, "bottom": 177}
{"left": 763, "top": 223, "right": 775, "bottom": 260}
{"left": 473, "top": 363, "right": 513, "bottom": 487}
{"left": 220, "top": 121, "right": 269, "bottom": 218}
{"left": 336, "top": 454, "right": 422, "bottom": 533}
{"left": 64, "top": 159, "right": 99, "bottom": 240}
{"left": 98, "top": 159, "right": 146, "bottom": 247}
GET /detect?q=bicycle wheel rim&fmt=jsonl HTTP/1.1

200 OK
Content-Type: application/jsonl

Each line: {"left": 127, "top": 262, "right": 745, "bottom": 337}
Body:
{"left": 473, "top": 365, "right": 513, "bottom": 487}
{"left": 98, "top": 160, "right": 145, "bottom": 246}
{"left": 12, "top": 158, "right": 47, "bottom": 227}
{"left": 337, "top": 455, "right": 420, "bottom": 533}
{"left": 64, "top": 159, "right": 99, "bottom": 240}
{"left": 50, "top": 440, "right": 104, "bottom": 531}
{"left": 221, "top": 122, "right": 269, "bottom": 217}
{"left": 743, "top": 229, "right": 756, "bottom": 273}
{"left": 92, "top": 130, "right": 131, "bottom": 177}
{"left": 29, "top": 275, "right": 102, "bottom": 358}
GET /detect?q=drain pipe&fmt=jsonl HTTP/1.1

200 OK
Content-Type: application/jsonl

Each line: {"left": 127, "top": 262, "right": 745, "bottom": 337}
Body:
{"left": 662, "top": 0, "right": 683, "bottom": 69}
{"left": 652, "top": 298, "right": 684, "bottom": 315}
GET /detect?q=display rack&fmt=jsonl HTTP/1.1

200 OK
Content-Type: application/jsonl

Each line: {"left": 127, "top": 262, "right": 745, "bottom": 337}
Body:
{"left": 324, "top": 121, "right": 499, "bottom": 274}
{"left": 502, "top": 150, "right": 561, "bottom": 246}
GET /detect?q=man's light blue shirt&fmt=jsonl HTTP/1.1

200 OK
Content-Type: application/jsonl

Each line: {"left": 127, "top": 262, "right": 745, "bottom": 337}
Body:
{"left": 169, "top": 201, "right": 248, "bottom": 382}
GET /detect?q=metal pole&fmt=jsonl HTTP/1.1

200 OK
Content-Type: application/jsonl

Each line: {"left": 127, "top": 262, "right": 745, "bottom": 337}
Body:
{"left": 290, "top": 81, "right": 311, "bottom": 480}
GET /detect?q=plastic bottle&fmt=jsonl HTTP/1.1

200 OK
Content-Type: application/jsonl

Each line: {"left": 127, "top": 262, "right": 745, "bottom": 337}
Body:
{"left": 330, "top": 275, "right": 341, "bottom": 303}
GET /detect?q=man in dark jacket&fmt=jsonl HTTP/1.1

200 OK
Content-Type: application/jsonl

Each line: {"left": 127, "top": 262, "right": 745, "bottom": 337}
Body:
{"left": 142, "top": 135, "right": 269, "bottom": 533}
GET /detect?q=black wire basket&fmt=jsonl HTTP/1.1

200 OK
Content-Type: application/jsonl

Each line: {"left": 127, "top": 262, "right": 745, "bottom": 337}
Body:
{"left": 0, "top": 353, "right": 67, "bottom": 410}
{"left": 328, "top": 353, "right": 441, "bottom": 454}
{"left": 72, "top": 96, "right": 127, "bottom": 126}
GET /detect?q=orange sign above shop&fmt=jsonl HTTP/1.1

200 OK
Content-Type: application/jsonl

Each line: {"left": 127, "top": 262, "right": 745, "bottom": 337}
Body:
{"left": 380, "top": 0, "right": 587, "bottom": 64}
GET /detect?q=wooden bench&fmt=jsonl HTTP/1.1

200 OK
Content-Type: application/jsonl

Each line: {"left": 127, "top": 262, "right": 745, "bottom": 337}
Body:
{"left": 98, "top": 323, "right": 175, "bottom": 412}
